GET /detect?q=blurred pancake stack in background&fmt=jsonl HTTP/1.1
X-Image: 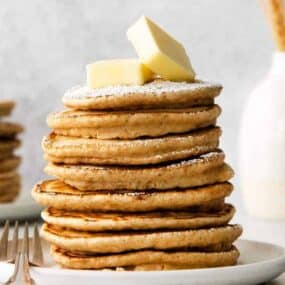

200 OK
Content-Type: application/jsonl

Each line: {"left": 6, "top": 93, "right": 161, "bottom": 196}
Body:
{"left": 0, "top": 100, "right": 23, "bottom": 203}
{"left": 32, "top": 80, "right": 242, "bottom": 270}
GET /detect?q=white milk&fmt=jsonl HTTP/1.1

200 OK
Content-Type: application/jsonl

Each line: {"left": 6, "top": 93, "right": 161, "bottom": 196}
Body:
{"left": 239, "top": 52, "right": 285, "bottom": 220}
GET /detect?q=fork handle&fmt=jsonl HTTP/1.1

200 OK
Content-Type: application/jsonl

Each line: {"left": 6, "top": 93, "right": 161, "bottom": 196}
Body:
{"left": 3, "top": 252, "right": 21, "bottom": 284}
{"left": 22, "top": 254, "right": 35, "bottom": 285}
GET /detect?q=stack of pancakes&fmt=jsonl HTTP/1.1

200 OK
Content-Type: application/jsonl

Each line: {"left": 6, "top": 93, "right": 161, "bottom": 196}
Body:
{"left": 32, "top": 80, "right": 242, "bottom": 270}
{"left": 0, "top": 100, "right": 23, "bottom": 203}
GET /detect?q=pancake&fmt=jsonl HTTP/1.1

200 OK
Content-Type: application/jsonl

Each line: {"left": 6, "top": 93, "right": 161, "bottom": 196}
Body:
{"left": 32, "top": 180, "right": 232, "bottom": 212}
{"left": 50, "top": 245, "right": 239, "bottom": 270}
{"left": 0, "top": 174, "right": 20, "bottom": 203}
{"left": 0, "top": 156, "right": 21, "bottom": 172}
{"left": 0, "top": 170, "right": 18, "bottom": 181}
{"left": 0, "top": 182, "right": 20, "bottom": 195}
{"left": 43, "top": 127, "right": 221, "bottom": 165}
{"left": 0, "top": 173, "right": 20, "bottom": 202}
{"left": 41, "top": 223, "right": 242, "bottom": 253}
{"left": 44, "top": 150, "right": 234, "bottom": 191}
{"left": 0, "top": 100, "right": 15, "bottom": 117}
{"left": 0, "top": 192, "right": 19, "bottom": 203}
{"left": 0, "top": 184, "right": 20, "bottom": 202}
{"left": 47, "top": 105, "right": 221, "bottom": 140}
{"left": 0, "top": 174, "right": 20, "bottom": 190}
{"left": 41, "top": 204, "right": 235, "bottom": 232}
{"left": 0, "top": 122, "right": 23, "bottom": 138}
{"left": 62, "top": 80, "right": 222, "bottom": 111}
{"left": 0, "top": 139, "right": 21, "bottom": 153}
{"left": 0, "top": 151, "right": 13, "bottom": 160}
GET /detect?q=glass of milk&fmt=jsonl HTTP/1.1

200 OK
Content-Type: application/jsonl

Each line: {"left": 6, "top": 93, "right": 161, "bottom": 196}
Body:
{"left": 239, "top": 52, "right": 285, "bottom": 219}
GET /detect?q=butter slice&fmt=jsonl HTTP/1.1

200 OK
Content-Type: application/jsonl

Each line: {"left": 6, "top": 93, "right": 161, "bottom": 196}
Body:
{"left": 86, "top": 59, "right": 153, "bottom": 89}
{"left": 127, "top": 16, "right": 195, "bottom": 82}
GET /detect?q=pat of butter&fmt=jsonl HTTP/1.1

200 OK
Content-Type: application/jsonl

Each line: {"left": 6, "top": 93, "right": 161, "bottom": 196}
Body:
{"left": 86, "top": 59, "right": 153, "bottom": 89}
{"left": 127, "top": 16, "right": 195, "bottom": 82}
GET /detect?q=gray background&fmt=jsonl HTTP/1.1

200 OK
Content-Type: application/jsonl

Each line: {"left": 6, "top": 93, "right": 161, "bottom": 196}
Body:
{"left": 0, "top": 0, "right": 274, "bottom": 211}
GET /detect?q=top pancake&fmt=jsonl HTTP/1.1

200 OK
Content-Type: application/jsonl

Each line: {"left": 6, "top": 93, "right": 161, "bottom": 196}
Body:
{"left": 62, "top": 80, "right": 222, "bottom": 110}
{"left": 0, "top": 100, "right": 15, "bottom": 117}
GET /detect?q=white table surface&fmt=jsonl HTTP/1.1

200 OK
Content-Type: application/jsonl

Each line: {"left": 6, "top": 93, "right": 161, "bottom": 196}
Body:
{"left": 0, "top": 214, "right": 285, "bottom": 284}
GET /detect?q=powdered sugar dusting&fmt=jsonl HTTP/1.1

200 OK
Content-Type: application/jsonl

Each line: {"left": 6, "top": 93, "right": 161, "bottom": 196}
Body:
{"left": 63, "top": 80, "right": 222, "bottom": 100}
{"left": 168, "top": 150, "right": 224, "bottom": 168}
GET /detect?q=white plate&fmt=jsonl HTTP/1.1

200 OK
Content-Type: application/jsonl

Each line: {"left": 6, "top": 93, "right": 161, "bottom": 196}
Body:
{"left": 0, "top": 201, "right": 41, "bottom": 221}
{"left": 0, "top": 239, "right": 284, "bottom": 285}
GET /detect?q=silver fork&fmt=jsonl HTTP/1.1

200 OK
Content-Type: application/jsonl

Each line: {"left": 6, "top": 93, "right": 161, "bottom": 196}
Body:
{"left": 0, "top": 221, "right": 44, "bottom": 285}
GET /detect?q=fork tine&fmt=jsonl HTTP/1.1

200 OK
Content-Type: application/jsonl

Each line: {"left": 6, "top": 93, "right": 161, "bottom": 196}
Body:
{"left": 32, "top": 223, "right": 44, "bottom": 266}
{"left": 22, "top": 222, "right": 35, "bottom": 284}
{"left": 22, "top": 222, "right": 29, "bottom": 258}
{"left": 8, "top": 221, "right": 19, "bottom": 262}
{"left": 0, "top": 221, "right": 9, "bottom": 261}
